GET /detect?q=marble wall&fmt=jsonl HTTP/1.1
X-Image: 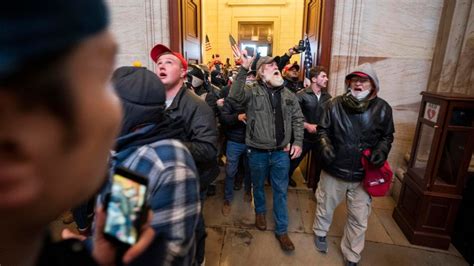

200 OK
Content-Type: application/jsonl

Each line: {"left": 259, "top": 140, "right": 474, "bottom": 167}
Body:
{"left": 106, "top": 0, "right": 170, "bottom": 70}
{"left": 328, "top": 0, "right": 445, "bottom": 176}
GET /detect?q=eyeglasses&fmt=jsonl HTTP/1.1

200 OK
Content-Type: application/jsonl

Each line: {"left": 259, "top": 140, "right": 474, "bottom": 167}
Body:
{"left": 350, "top": 77, "right": 370, "bottom": 83}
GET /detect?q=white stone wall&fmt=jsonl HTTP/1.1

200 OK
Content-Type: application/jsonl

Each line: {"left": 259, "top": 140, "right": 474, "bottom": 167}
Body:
{"left": 106, "top": 0, "right": 170, "bottom": 70}
{"left": 328, "top": 0, "right": 444, "bottom": 174}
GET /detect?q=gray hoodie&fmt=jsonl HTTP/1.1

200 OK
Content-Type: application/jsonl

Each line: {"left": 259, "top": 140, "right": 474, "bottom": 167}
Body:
{"left": 345, "top": 63, "right": 380, "bottom": 95}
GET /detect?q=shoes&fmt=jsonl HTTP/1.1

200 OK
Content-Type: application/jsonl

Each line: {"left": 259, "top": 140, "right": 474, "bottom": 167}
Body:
{"left": 243, "top": 191, "right": 252, "bottom": 203}
{"left": 345, "top": 261, "right": 358, "bottom": 266}
{"left": 289, "top": 178, "right": 297, "bottom": 187}
{"left": 255, "top": 213, "right": 267, "bottom": 231}
{"left": 206, "top": 184, "right": 216, "bottom": 196}
{"left": 61, "top": 211, "right": 74, "bottom": 224}
{"left": 233, "top": 182, "right": 242, "bottom": 191}
{"left": 275, "top": 233, "right": 295, "bottom": 251}
{"left": 314, "top": 235, "right": 328, "bottom": 253}
{"left": 222, "top": 200, "right": 231, "bottom": 216}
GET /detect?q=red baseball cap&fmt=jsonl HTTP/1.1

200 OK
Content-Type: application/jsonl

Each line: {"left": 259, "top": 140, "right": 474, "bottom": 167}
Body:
{"left": 150, "top": 44, "right": 188, "bottom": 71}
{"left": 346, "top": 71, "right": 369, "bottom": 79}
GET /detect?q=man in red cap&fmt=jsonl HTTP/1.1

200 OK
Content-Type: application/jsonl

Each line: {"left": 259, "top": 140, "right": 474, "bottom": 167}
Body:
{"left": 312, "top": 63, "right": 394, "bottom": 266}
{"left": 150, "top": 43, "right": 218, "bottom": 265}
{"left": 282, "top": 62, "right": 304, "bottom": 93}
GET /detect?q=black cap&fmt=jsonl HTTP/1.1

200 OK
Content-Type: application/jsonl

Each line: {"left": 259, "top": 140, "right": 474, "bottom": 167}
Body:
{"left": 0, "top": 0, "right": 109, "bottom": 79}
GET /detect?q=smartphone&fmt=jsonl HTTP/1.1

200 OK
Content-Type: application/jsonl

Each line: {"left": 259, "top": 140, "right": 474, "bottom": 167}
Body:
{"left": 245, "top": 47, "right": 254, "bottom": 57}
{"left": 104, "top": 167, "right": 148, "bottom": 247}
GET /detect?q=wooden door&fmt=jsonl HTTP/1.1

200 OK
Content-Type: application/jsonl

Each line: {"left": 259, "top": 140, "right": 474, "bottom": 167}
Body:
{"left": 302, "top": 0, "right": 334, "bottom": 69}
{"left": 169, "top": 0, "right": 202, "bottom": 63}
{"left": 301, "top": 0, "right": 335, "bottom": 188}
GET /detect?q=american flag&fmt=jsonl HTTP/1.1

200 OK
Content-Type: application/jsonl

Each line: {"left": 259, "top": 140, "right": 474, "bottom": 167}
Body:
{"left": 205, "top": 35, "right": 212, "bottom": 51}
{"left": 303, "top": 35, "right": 312, "bottom": 79}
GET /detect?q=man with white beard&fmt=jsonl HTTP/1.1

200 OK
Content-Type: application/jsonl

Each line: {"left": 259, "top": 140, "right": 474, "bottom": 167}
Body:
{"left": 229, "top": 53, "right": 304, "bottom": 251}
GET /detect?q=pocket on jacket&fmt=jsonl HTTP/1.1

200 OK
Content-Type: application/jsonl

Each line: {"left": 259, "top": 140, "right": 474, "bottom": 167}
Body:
{"left": 250, "top": 120, "right": 256, "bottom": 140}
{"left": 253, "top": 94, "right": 265, "bottom": 111}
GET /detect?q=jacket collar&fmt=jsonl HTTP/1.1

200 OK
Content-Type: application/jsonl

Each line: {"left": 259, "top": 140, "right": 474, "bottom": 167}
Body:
{"left": 305, "top": 87, "right": 326, "bottom": 95}
{"left": 167, "top": 85, "right": 187, "bottom": 111}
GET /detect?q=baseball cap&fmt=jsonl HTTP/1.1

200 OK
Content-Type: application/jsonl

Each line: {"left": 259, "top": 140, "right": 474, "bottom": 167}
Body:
{"left": 346, "top": 71, "right": 369, "bottom": 79}
{"left": 283, "top": 62, "right": 300, "bottom": 73}
{"left": 256, "top": 56, "right": 280, "bottom": 72}
{"left": 150, "top": 44, "right": 188, "bottom": 71}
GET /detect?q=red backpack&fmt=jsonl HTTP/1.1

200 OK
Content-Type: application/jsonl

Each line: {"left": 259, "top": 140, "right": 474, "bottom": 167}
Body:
{"left": 361, "top": 149, "right": 393, "bottom": 197}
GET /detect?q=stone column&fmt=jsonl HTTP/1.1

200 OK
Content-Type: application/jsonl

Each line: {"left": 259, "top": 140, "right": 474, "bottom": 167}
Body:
{"left": 107, "top": 0, "right": 170, "bottom": 70}
{"left": 427, "top": 0, "right": 474, "bottom": 95}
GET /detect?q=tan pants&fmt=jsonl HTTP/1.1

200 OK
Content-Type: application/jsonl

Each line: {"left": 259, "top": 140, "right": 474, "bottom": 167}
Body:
{"left": 312, "top": 171, "right": 371, "bottom": 263}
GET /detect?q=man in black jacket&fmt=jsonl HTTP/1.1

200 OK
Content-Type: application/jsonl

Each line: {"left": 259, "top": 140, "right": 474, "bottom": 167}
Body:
{"left": 312, "top": 63, "right": 394, "bottom": 266}
{"left": 288, "top": 66, "right": 331, "bottom": 188}
{"left": 0, "top": 1, "right": 154, "bottom": 265}
{"left": 151, "top": 43, "right": 218, "bottom": 265}
{"left": 282, "top": 62, "right": 304, "bottom": 93}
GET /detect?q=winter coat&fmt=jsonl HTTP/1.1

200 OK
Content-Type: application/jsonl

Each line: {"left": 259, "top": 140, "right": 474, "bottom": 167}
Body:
{"left": 318, "top": 63, "right": 394, "bottom": 182}
{"left": 229, "top": 68, "right": 304, "bottom": 149}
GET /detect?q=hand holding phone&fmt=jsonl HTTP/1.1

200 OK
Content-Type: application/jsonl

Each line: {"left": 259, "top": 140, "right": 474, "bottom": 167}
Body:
{"left": 104, "top": 167, "right": 149, "bottom": 248}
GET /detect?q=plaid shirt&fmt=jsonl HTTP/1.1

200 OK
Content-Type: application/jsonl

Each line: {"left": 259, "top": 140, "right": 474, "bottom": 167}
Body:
{"left": 111, "top": 138, "right": 200, "bottom": 265}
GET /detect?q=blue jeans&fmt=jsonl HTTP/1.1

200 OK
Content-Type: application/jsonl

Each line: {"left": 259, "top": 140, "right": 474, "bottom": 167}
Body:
{"left": 247, "top": 148, "right": 290, "bottom": 235}
{"left": 224, "top": 141, "right": 251, "bottom": 201}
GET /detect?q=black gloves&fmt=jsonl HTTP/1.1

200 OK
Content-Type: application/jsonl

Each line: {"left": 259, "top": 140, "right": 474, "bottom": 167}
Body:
{"left": 320, "top": 137, "right": 336, "bottom": 164}
{"left": 370, "top": 149, "right": 387, "bottom": 168}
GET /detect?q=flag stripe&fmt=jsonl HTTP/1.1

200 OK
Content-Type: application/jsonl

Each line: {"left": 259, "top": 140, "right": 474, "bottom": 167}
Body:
{"left": 304, "top": 36, "right": 312, "bottom": 79}
{"left": 205, "top": 34, "right": 212, "bottom": 51}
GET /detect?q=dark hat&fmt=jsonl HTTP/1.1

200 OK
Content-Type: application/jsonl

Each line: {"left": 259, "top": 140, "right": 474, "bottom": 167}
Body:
{"left": 0, "top": 0, "right": 109, "bottom": 79}
{"left": 150, "top": 44, "right": 188, "bottom": 71}
{"left": 283, "top": 62, "right": 300, "bottom": 72}
{"left": 112, "top": 66, "right": 166, "bottom": 137}
{"left": 247, "top": 70, "right": 257, "bottom": 76}
{"left": 256, "top": 56, "right": 281, "bottom": 72}
{"left": 188, "top": 64, "right": 205, "bottom": 80}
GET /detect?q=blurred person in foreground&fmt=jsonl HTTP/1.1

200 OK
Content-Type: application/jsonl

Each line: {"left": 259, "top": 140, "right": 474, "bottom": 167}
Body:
{"left": 0, "top": 1, "right": 154, "bottom": 265}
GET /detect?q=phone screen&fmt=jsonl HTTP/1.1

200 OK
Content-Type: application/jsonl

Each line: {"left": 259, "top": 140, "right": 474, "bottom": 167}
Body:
{"left": 104, "top": 171, "right": 147, "bottom": 246}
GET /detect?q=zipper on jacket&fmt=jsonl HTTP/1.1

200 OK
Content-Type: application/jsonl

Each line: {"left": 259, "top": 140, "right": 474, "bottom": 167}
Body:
{"left": 250, "top": 120, "right": 255, "bottom": 140}
{"left": 271, "top": 92, "right": 276, "bottom": 146}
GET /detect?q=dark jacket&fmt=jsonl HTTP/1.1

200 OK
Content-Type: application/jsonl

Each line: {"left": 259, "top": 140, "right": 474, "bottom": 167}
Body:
{"left": 296, "top": 88, "right": 332, "bottom": 142}
{"left": 318, "top": 63, "right": 394, "bottom": 182}
{"left": 284, "top": 78, "right": 303, "bottom": 93}
{"left": 166, "top": 85, "right": 218, "bottom": 163}
{"left": 220, "top": 97, "right": 246, "bottom": 143}
{"left": 229, "top": 68, "right": 304, "bottom": 149}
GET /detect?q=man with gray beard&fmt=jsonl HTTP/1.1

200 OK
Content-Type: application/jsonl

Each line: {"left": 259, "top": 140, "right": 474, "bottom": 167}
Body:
{"left": 229, "top": 51, "right": 304, "bottom": 251}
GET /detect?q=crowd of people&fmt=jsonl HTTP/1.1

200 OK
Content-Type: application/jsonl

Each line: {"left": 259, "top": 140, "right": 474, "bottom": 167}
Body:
{"left": 0, "top": 1, "right": 394, "bottom": 266}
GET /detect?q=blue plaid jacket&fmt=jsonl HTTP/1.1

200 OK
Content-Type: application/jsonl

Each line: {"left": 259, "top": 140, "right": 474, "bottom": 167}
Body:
{"left": 110, "top": 131, "right": 200, "bottom": 266}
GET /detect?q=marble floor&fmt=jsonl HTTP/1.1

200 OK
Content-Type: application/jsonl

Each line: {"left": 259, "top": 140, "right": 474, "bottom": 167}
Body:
{"left": 49, "top": 167, "right": 469, "bottom": 266}
{"left": 202, "top": 169, "right": 468, "bottom": 266}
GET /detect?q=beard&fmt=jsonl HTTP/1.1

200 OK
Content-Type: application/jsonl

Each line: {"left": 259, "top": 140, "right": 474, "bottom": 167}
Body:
{"left": 262, "top": 70, "right": 284, "bottom": 87}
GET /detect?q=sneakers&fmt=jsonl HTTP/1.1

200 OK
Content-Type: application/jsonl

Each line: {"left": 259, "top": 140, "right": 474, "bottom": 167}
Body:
{"left": 275, "top": 233, "right": 295, "bottom": 251}
{"left": 255, "top": 213, "right": 267, "bottom": 231}
{"left": 314, "top": 235, "right": 328, "bottom": 253}
{"left": 222, "top": 200, "right": 231, "bottom": 216}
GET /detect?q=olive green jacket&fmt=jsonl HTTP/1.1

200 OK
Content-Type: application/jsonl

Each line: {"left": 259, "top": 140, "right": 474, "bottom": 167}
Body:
{"left": 229, "top": 68, "right": 304, "bottom": 149}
